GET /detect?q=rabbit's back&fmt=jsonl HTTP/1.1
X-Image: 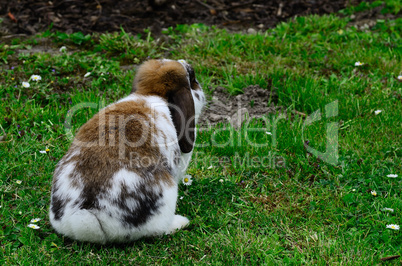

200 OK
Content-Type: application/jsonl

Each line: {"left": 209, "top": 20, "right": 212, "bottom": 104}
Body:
{"left": 49, "top": 95, "right": 181, "bottom": 243}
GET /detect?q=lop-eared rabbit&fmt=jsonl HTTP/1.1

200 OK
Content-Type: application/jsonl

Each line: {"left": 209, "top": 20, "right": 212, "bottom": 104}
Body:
{"left": 49, "top": 59, "right": 205, "bottom": 244}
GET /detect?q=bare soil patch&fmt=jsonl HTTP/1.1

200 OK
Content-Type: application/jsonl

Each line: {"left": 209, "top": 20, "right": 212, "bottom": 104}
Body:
{"left": 1, "top": 0, "right": 366, "bottom": 36}
{"left": 199, "top": 85, "right": 281, "bottom": 128}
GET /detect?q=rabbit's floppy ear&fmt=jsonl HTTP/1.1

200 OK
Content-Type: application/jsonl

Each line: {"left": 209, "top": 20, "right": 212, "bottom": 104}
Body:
{"left": 168, "top": 87, "right": 195, "bottom": 153}
{"left": 132, "top": 59, "right": 196, "bottom": 153}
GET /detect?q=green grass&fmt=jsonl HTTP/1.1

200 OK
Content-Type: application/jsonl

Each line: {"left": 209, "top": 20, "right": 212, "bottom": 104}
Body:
{"left": 339, "top": 0, "right": 402, "bottom": 15}
{"left": 1, "top": 4, "right": 402, "bottom": 264}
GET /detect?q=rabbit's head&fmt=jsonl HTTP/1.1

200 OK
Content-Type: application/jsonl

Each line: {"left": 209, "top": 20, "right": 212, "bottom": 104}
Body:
{"left": 132, "top": 59, "right": 205, "bottom": 153}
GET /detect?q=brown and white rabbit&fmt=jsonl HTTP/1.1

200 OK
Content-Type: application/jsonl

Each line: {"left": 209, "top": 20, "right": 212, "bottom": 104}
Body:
{"left": 49, "top": 59, "right": 205, "bottom": 244}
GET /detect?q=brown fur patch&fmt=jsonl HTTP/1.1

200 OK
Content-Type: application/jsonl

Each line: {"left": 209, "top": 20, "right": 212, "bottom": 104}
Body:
{"left": 133, "top": 60, "right": 189, "bottom": 98}
{"left": 193, "top": 91, "right": 200, "bottom": 100}
{"left": 192, "top": 82, "right": 202, "bottom": 91}
{"left": 56, "top": 99, "right": 176, "bottom": 207}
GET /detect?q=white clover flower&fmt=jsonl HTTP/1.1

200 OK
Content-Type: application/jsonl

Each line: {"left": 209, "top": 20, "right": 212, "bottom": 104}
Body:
{"left": 397, "top": 75, "right": 402, "bottom": 81}
{"left": 354, "top": 61, "right": 364, "bottom": 66}
{"left": 84, "top": 72, "right": 91, "bottom": 78}
{"left": 219, "top": 179, "right": 224, "bottom": 183}
{"left": 59, "top": 46, "right": 67, "bottom": 52}
{"left": 371, "top": 190, "right": 377, "bottom": 196}
{"left": 182, "top": 175, "right": 193, "bottom": 186}
{"left": 16, "top": 180, "right": 22, "bottom": 185}
{"left": 387, "top": 174, "right": 398, "bottom": 178}
{"left": 22, "top": 82, "right": 30, "bottom": 88}
{"left": 382, "top": 208, "right": 394, "bottom": 213}
{"left": 30, "top": 75, "right": 42, "bottom": 81}
{"left": 27, "top": 224, "right": 40, "bottom": 230}
{"left": 374, "top": 110, "right": 382, "bottom": 115}
{"left": 30, "top": 218, "right": 41, "bottom": 223}
{"left": 386, "top": 224, "right": 400, "bottom": 230}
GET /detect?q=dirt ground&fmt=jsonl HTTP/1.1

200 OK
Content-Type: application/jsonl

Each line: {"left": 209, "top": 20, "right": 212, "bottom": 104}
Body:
{"left": 1, "top": 0, "right": 395, "bottom": 127}
{"left": 1, "top": 0, "right": 368, "bottom": 36}
{"left": 199, "top": 85, "right": 281, "bottom": 127}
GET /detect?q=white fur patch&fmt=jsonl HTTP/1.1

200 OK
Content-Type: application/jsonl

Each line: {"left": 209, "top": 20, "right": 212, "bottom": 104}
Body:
{"left": 191, "top": 88, "right": 206, "bottom": 125}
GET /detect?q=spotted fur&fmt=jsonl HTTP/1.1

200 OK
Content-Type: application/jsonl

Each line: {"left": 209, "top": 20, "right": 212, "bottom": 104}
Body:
{"left": 49, "top": 59, "right": 205, "bottom": 244}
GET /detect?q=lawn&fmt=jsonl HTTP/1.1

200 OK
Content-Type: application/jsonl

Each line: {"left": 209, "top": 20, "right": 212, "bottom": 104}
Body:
{"left": 1, "top": 2, "right": 402, "bottom": 264}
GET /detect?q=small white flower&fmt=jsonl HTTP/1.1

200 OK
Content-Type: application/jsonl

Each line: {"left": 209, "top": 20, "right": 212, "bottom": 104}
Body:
{"left": 84, "top": 72, "right": 91, "bottom": 78}
{"left": 30, "top": 75, "right": 42, "bottom": 81}
{"left": 382, "top": 208, "right": 394, "bottom": 213}
{"left": 397, "top": 75, "right": 402, "bottom": 81}
{"left": 219, "top": 179, "right": 224, "bottom": 183}
{"left": 387, "top": 174, "right": 398, "bottom": 178}
{"left": 352, "top": 189, "right": 356, "bottom": 192}
{"left": 40, "top": 148, "right": 50, "bottom": 154}
{"left": 178, "top": 59, "right": 186, "bottom": 64}
{"left": 374, "top": 110, "right": 382, "bottom": 115}
{"left": 59, "top": 46, "right": 67, "bottom": 52}
{"left": 179, "top": 196, "right": 184, "bottom": 200}
{"left": 182, "top": 175, "right": 193, "bottom": 186}
{"left": 27, "top": 224, "right": 40, "bottom": 230}
{"left": 386, "top": 224, "right": 400, "bottom": 230}
{"left": 354, "top": 61, "right": 364, "bottom": 66}
{"left": 371, "top": 190, "right": 377, "bottom": 196}
{"left": 22, "top": 82, "right": 30, "bottom": 88}
{"left": 16, "top": 180, "right": 22, "bottom": 185}
{"left": 30, "top": 218, "right": 41, "bottom": 223}
{"left": 207, "top": 165, "right": 213, "bottom": 170}
{"left": 265, "top": 131, "right": 272, "bottom": 135}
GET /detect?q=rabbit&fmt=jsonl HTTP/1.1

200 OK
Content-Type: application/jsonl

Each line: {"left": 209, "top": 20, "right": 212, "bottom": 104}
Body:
{"left": 49, "top": 59, "right": 206, "bottom": 244}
